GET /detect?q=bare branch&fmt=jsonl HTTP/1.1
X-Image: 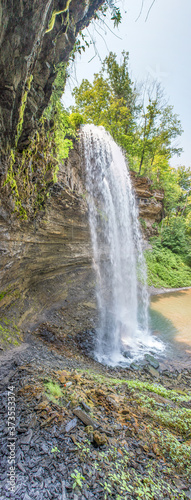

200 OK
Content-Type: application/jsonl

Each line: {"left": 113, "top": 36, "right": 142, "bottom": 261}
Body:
{"left": 135, "top": 0, "right": 145, "bottom": 22}
{"left": 93, "top": 24, "right": 110, "bottom": 52}
{"left": 145, "top": 0, "right": 157, "bottom": 22}
{"left": 96, "top": 16, "right": 122, "bottom": 39}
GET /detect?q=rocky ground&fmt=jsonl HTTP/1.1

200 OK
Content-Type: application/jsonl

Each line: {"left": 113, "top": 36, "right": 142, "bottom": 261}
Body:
{"left": 0, "top": 322, "right": 191, "bottom": 500}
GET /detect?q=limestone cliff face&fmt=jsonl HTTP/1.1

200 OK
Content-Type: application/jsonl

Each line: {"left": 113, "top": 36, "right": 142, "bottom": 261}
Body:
{"left": 0, "top": 153, "right": 96, "bottom": 332}
{"left": 130, "top": 171, "right": 164, "bottom": 237}
{"left": 0, "top": 142, "right": 164, "bottom": 333}
{"left": 0, "top": 2, "right": 164, "bottom": 343}
{"left": 0, "top": 0, "right": 104, "bottom": 153}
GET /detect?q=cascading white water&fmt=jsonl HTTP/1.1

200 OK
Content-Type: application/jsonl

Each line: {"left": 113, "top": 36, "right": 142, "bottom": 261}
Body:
{"left": 81, "top": 124, "right": 163, "bottom": 365}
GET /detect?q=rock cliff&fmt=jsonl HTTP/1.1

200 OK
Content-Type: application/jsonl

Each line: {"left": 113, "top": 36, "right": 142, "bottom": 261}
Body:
{"left": 0, "top": 0, "right": 104, "bottom": 154}
{"left": 0, "top": 147, "right": 95, "bottom": 328}
{"left": 0, "top": 2, "right": 164, "bottom": 341}
{"left": 0, "top": 141, "right": 163, "bottom": 341}
{"left": 130, "top": 171, "right": 164, "bottom": 237}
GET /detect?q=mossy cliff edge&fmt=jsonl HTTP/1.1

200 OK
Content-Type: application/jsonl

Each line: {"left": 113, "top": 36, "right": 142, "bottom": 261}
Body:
{"left": 0, "top": 0, "right": 105, "bottom": 154}
{"left": 0, "top": 0, "right": 106, "bottom": 341}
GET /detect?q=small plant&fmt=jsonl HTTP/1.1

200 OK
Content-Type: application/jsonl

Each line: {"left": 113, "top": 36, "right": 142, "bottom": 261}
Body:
{"left": 139, "top": 217, "right": 147, "bottom": 230}
{"left": 51, "top": 446, "right": 60, "bottom": 456}
{"left": 71, "top": 469, "right": 85, "bottom": 490}
{"left": 100, "top": 481, "right": 112, "bottom": 499}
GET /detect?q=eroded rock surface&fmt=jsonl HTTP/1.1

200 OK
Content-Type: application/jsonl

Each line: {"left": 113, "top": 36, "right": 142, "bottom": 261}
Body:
{"left": 0, "top": 154, "right": 96, "bottom": 332}
{"left": 0, "top": 0, "right": 104, "bottom": 152}
{"left": 0, "top": 143, "right": 164, "bottom": 333}
{"left": 130, "top": 171, "right": 164, "bottom": 236}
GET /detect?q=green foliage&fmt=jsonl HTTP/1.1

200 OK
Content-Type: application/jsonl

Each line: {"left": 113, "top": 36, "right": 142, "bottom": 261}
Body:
{"left": 139, "top": 217, "right": 147, "bottom": 230}
{"left": 69, "top": 32, "right": 91, "bottom": 63}
{"left": 15, "top": 75, "right": 33, "bottom": 146}
{"left": 4, "top": 61, "right": 74, "bottom": 219}
{"left": 155, "top": 429, "right": 191, "bottom": 472}
{"left": 95, "top": 1, "right": 122, "bottom": 28}
{"left": 125, "top": 379, "right": 191, "bottom": 402}
{"left": 52, "top": 101, "right": 74, "bottom": 164}
{"left": 69, "top": 112, "right": 84, "bottom": 130}
{"left": 74, "top": 433, "right": 189, "bottom": 498}
{"left": 44, "top": 381, "right": 62, "bottom": 398}
{"left": 72, "top": 51, "right": 138, "bottom": 157}
{"left": 43, "top": 61, "right": 75, "bottom": 165}
{"left": 72, "top": 57, "right": 183, "bottom": 184}
{"left": 51, "top": 446, "right": 60, "bottom": 455}
{"left": 0, "top": 291, "right": 7, "bottom": 301}
{"left": 71, "top": 469, "right": 85, "bottom": 490}
{"left": 145, "top": 244, "right": 191, "bottom": 288}
{"left": 160, "top": 217, "right": 189, "bottom": 255}
{"left": 3, "top": 124, "right": 59, "bottom": 219}
{"left": 42, "top": 367, "right": 190, "bottom": 498}
{"left": 146, "top": 166, "right": 191, "bottom": 282}
{"left": 0, "top": 318, "right": 21, "bottom": 346}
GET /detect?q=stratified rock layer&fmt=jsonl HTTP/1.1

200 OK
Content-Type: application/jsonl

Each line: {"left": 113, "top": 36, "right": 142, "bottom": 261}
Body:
{"left": 0, "top": 0, "right": 104, "bottom": 152}
{"left": 0, "top": 143, "right": 164, "bottom": 330}
{"left": 0, "top": 155, "right": 95, "bottom": 328}
{"left": 130, "top": 171, "right": 164, "bottom": 237}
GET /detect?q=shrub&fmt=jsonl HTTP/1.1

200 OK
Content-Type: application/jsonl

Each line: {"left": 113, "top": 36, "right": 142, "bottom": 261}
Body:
{"left": 145, "top": 245, "right": 191, "bottom": 288}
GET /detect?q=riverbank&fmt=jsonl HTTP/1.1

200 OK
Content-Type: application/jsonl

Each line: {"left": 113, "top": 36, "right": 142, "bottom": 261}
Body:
{"left": 0, "top": 328, "right": 191, "bottom": 500}
{"left": 149, "top": 285, "right": 191, "bottom": 295}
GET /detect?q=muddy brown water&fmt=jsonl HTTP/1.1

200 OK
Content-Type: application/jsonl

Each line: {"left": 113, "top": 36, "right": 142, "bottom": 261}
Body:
{"left": 150, "top": 289, "right": 191, "bottom": 370}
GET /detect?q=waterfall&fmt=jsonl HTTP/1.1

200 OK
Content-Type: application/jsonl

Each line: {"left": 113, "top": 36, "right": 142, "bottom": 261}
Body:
{"left": 81, "top": 124, "right": 163, "bottom": 365}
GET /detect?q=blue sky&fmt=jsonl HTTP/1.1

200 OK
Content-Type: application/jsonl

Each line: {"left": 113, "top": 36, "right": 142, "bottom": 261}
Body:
{"left": 63, "top": 0, "right": 191, "bottom": 168}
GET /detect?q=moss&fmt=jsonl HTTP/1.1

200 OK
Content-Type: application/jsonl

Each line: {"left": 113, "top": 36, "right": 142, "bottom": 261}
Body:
{"left": 0, "top": 291, "right": 7, "bottom": 301}
{"left": 0, "top": 319, "right": 22, "bottom": 347}
{"left": 15, "top": 75, "right": 33, "bottom": 147}
{"left": 45, "top": 0, "right": 72, "bottom": 34}
{"left": 44, "top": 381, "right": 63, "bottom": 398}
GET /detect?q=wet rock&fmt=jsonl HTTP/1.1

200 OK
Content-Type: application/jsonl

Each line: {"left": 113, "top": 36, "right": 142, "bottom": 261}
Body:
{"left": 145, "top": 354, "right": 159, "bottom": 369}
{"left": 123, "top": 351, "right": 134, "bottom": 359}
{"left": 146, "top": 365, "right": 160, "bottom": 378}
{"left": 65, "top": 418, "right": 78, "bottom": 433}
{"left": 61, "top": 480, "right": 67, "bottom": 500}
{"left": 93, "top": 431, "right": 107, "bottom": 446}
{"left": 23, "top": 494, "right": 33, "bottom": 500}
{"left": 162, "top": 370, "right": 172, "bottom": 377}
{"left": 41, "top": 443, "right": 49, "bottom": 454}
{"left": 20, "top": 429, "right": 33, "bottom": 444}
{"left": 106, "top": 396, "right": 118, "bottom": 409}
{"left": 65, "top": 381, "right": 73, "bottom": 388}
{"left": 130, "top": 363, "right": 140, "bottom": 371}
{"left": 81, "top": 402, "right": 91, "bottom": 412}
{"left": 73, "top": 408, "right": 98, "bottom": 429}
{"left": 17, "top": 461, "right": 26, "bottom": 473}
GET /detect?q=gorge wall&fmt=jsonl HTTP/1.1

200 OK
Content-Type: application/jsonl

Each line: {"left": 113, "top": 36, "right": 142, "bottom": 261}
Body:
{"left": 0, "top": 2, "right": 164, "bottom": 344}
{"left": 0, "top": 0, "right": 104, "bottom": 344}
{"left": 0, "top": 141, "right": 164, "bottom": 344}
{"left": 0, "top": 0, "right": 105, "bottom": 155}
{"left": 130, "top": 171, "right": 164, "bottom": 238}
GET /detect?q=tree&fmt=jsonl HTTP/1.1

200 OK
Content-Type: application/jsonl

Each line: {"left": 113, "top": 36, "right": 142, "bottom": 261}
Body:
{"left": 135, "top": 82, "right": 183, "bottom": 175}
{"left": 72, "top": 52, "right": 139, "bottom": 157}
{"left": 72, "top": 58, "right": 183, "bottom": 181}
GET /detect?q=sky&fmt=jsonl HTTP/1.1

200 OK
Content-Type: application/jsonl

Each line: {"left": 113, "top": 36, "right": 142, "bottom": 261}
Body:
{"left": 63, "top": 0, "right": 191, "bottom": 168}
